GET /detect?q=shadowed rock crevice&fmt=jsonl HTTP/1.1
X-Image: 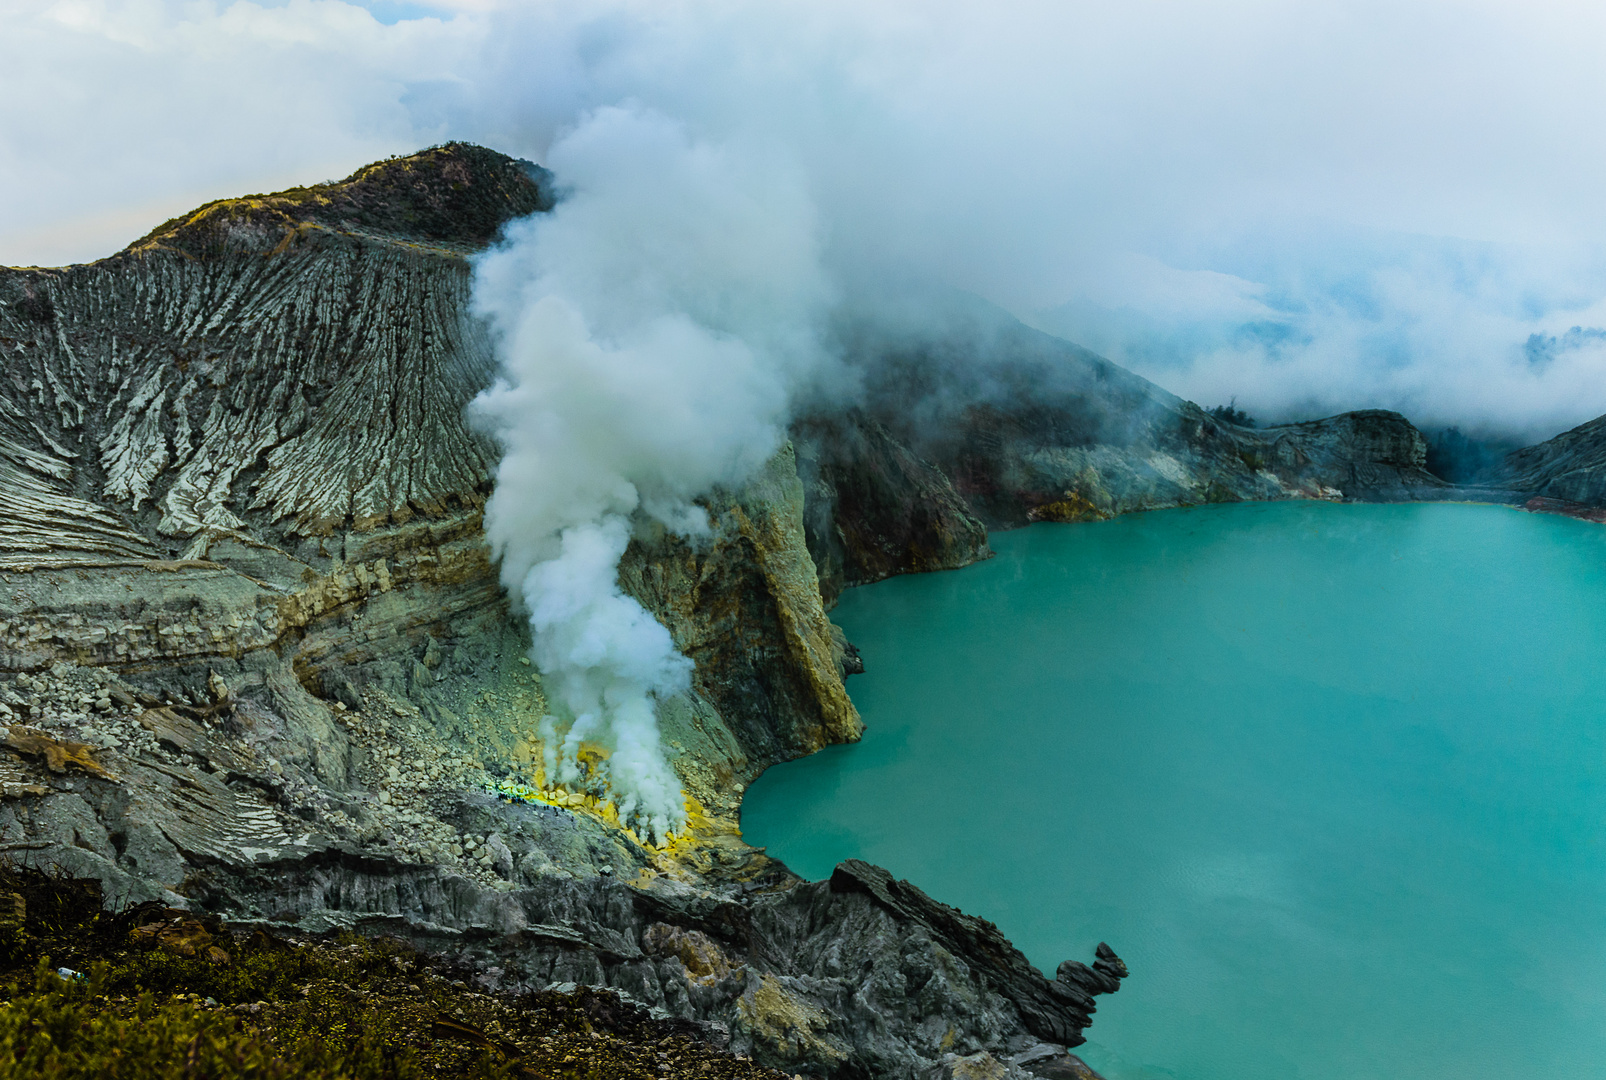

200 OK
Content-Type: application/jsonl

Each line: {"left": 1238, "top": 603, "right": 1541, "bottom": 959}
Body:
{"left": 793, "top": 413, "right": 992, "bottom": 608}
{"left": 0, "top": 143, "right": 1493, "bottom": 1078}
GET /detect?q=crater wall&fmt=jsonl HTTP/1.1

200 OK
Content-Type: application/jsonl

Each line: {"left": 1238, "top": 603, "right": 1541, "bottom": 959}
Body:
{"left": 0, "top": 143, "right": 1445, "bottom": 1078}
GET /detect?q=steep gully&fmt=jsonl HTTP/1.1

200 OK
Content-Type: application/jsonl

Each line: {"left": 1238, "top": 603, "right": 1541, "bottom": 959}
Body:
{"left": 0, "top": 144, "right": 1586, "bottom": 1079}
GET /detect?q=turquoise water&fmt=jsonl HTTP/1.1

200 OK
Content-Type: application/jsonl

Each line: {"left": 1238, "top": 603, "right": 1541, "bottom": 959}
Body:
{"left": 740, "top": 501, "right": 1606, "bottom": 1080}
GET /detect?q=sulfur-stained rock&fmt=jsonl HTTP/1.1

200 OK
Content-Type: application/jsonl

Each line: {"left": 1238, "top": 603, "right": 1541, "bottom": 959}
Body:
{"left": 922, "top": 1051, "right": 1035, "bottom": 1080}
{"left": 619, "top": 444, "right": 862, "bottom": 815}
{"left": 5, "top": 725, "right": 115, "bottom": 779}
{"left": 0, "top": 142, "right": 1453, "bottom": 1080}
{"left": 643, "top": 923, "right": 741, "bottom": 985}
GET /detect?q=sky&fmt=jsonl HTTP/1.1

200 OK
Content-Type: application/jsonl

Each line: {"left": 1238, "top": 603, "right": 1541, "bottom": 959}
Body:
{"left": 10, "top": 0, "right": 1606, "bottom": 839}
{"left": 6, "top": 0, "right": 1606, "bottom": 439}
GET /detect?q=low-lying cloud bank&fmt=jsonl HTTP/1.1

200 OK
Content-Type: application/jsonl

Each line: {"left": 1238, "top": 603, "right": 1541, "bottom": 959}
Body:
{"left": 10, "top": 1, "right": 1606, "bottom": 439}
{"left": 1030, "top": 238, "right": 1606, "bottom": 441}
{"left": 467, "top": 105, "right": 836, "bottom": 837}
{"left": 14, "top": 0, "right": 1606, "bottom": 823}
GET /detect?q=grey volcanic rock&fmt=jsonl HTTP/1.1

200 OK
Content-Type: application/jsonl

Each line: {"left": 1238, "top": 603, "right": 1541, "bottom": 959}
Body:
{"left": 1501, "top": 412, "right": 1606, "bottom": 507}
{"left": 0, "top": 144, "right": 547, "bottom": 563}
{"left": 826, "top": 860, "right": 1127, "bottom": 1047}
{"left": 778, "top": 302, "right": 1450, "bottom": 567}
{"left": 0, "top": 143, "right": 1457, "bottom": 1077}
{"left": 1252, "top": 409, "right": 1445, "bottom": 500}
{"left": 0, "top": 144, "right": 1092, "bottom": 1078}
{"left": 618, "top": 446, "right": 865, "bottom": 817}
{"left": 794, "top": 413, "right": 992, "bottom": 607}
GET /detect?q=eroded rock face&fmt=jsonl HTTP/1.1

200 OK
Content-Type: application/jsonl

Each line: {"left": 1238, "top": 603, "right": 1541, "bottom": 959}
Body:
{"left": 793, "top": 413, "right": 992, "bottom": 608}
{"left": 1501, "top": 412, "right": 1606, "bottom": 506}
{"left": 0, "top": 143, "right": 1456, "bottom": 1077}
{"left": 620, "top": 447, "right": 864, "bottom": 816}
{"left": 784, "top": 310, "right": 1447, "bottom": 605}
{"left": 0, "top": 142, "right": 1043, "bottom": 1079}
{"left": 851, "top": 316, "right": 1445, "bottom": 530}
{"left": 0, "top": 145, "right": 545, "bottom": 565}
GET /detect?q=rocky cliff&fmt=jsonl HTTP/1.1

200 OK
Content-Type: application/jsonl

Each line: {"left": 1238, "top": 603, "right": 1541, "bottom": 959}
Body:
{"left": 796, "top": 311, "right": 1446, "bottom": 605}
{"left": 0, "top": 144, "right": 1444, "bottom": 1078}
{"left": 1498, "top": 412, "right": 1606, "bottom": 515}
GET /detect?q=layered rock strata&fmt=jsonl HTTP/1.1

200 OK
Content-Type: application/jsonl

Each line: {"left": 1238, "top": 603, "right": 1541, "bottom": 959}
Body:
{"left": 0, "top": 143, "right": 1448, "bottom": 1078}
{"left": 796, "top": 354, "right": 1447, "bottom": 604}
{"left": 1500, "top": 412, "right": 1606, "bottom": 509}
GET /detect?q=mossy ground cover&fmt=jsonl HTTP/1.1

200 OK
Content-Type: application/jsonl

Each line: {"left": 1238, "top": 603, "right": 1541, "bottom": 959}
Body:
{"left": 127, "top": 142, "right": 551, "bottom": 259}
{"left": 0, "top": 866, "right": 784, "bottom": 1080}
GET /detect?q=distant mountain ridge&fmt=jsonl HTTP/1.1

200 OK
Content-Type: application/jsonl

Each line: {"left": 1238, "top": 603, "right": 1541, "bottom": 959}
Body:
{"left": 0, "top": 143, "right": 1502, "bottom": 1080}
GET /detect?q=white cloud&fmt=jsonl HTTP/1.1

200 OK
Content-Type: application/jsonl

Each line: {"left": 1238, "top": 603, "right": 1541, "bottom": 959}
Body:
{"left": 0, "top": 0, "right": 482, "bottom": 265}
{"left": 17, "top": 0, "right": 1606, "bottom": 824}
{"left": 468, "top": 104, "right": 834, "bottom": 836}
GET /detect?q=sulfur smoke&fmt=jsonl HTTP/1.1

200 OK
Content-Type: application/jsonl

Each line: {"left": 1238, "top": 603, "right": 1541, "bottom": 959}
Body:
{"left": 22, "top": 0, "right": 1606, "bottom": 828}
{"left": 468, "top": 106, "right": 833, "bottom": 841}
{"left": 18, "top": 2, "right": 1606, "bottom": 441}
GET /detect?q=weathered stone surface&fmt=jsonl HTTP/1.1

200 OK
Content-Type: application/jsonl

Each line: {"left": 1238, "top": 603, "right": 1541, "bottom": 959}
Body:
{"left": 1009, "top": 1045, "right": 1109, "bottom": 1080}
{"left": 5, "top": 724, "right": 115, "bottom": 778}
{"left": 848, "top": 312, "right": 1445, "bottom": 531}
{"left": 0, "top": 144, "right": 930, "bottom": 1076}
{"left": 1054, "top": 943, "right": 1128, "bottom": 1000}
{"left": 0, "top": 143, "right": 1465, "bottom": 1078}
{"left": 1251, "top": 409, "right": 1443, "bottom": 500}
{"left": 1501, "top": 412, "right": 1606, "bottom": 506}
{"left": 0, "top": 144, "right": 546, "bottom": 571}
{"left": 921, "top": 1051, "right": 1035, "bottom": 1080}
{"left": 826, "top": 860, "right": 1126, "bottom": 1048}
{"left": 621, "top": 445, "right": 863, "bottom": 814}
{"left": 794, "top": 413, "right": 993, "bottom": 607}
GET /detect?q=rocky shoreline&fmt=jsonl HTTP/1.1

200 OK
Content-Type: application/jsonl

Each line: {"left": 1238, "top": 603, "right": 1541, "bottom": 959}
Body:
{"left": 1, "top": 142, "right": 1598, "bottom": 1078}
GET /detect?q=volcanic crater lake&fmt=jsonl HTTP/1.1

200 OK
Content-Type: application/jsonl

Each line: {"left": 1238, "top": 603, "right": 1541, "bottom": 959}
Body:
{"left": 740, "top": 501, "right": 1606, "bottom": 1080}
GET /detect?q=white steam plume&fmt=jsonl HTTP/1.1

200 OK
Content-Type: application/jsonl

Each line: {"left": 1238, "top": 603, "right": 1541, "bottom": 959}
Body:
{"left": 469, "top": 105, "right": 832, "bottom": 841}
{"left": 19, "top": 2, "right": 1606, "bottom": 440}
{"left": 27, "top": 0, "right": 1606, "bottom": 829}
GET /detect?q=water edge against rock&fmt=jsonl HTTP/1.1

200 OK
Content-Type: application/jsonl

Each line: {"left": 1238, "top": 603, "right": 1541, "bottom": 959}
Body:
{"left": 743, "top": 501, "right": 1606, "bottom": 1080}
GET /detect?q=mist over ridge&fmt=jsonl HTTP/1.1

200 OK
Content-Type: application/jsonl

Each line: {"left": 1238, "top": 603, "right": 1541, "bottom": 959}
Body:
{"left": 9, "top": 0, "right": 1606, "bottom": 442}
{"left": 15, "top": 0, "right": 1606, "bottom": 824}
{"left": 468, "top": 104, "right": 838, "bottom": 837}
{"left": 16, "top": 7, "right": 1606, "bottom": 1072}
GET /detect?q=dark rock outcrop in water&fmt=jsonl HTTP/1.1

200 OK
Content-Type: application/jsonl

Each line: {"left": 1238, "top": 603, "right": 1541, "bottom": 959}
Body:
{"left": 826, "top": 860, "right": 1126, "bottom": 1047}
{"left": 0, "top": 143, "right": 1445, "bottom": 1077}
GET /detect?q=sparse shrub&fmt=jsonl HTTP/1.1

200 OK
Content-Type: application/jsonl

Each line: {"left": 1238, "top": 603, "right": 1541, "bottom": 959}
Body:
{"left": 0, "top": 865, "right": 778, "bottom": 1080}
{"left": 1208, "top": 400, "right": 1256, "bottom": 428}
{"left": 0, "top": 960, "right": 420, "bottom": 1080}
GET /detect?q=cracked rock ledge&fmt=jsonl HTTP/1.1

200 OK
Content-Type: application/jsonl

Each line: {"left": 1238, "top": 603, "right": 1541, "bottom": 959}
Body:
{"left": 0, "top": 143, "right": 1466, "bottom": 1079}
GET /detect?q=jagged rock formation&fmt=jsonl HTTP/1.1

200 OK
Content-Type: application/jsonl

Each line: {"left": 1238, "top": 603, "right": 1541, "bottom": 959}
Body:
{"left": 795, "top": 314, "right": 1446, "bottom": 601}
{"left": 793, "top": 414, "right": 992, "bottom": 607}
{"left": 1501, "top": 412, "right": 1606, "bottom": 508}
{"left": 0, "top": 144, "right": 546, "bottom": 566}
{"left": 861, "top": 317, "right": 1447, "bottom": 528}
{"left": 0, "top": 143, "right": 1457, "bottom": 1078}
{"left": 825, "top": 861, "right": 1126, "bottom": 1048}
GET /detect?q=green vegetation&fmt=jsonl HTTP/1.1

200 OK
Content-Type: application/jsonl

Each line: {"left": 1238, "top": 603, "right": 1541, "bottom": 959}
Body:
{"left": 126, "top": 143, "right": 551, "bottom": 259}
{"left": 1208, "top": 400, "right": 1256, "bottom": 428}
{"left": 0, "top": 866, "right": 782, "bottom": 1080}
{"left": 0, "top": 961, "right": 425, "bottom": 1080}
